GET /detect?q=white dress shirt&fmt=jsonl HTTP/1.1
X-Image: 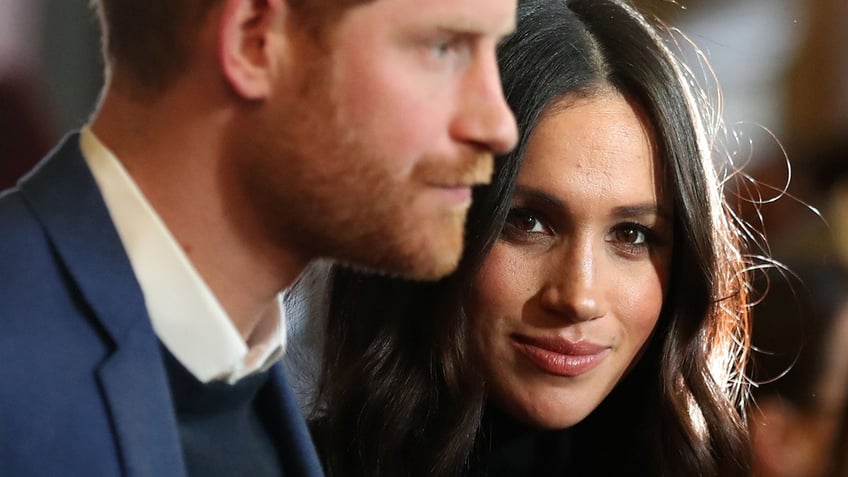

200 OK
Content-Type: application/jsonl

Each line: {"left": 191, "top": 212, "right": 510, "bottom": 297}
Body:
{"left": 79, "top": 127, "right": 285, "bottom": 384}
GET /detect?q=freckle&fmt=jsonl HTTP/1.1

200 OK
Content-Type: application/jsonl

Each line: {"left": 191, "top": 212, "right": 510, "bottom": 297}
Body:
{"left": 183, "top": 244, "right": 192, "bottom": 255}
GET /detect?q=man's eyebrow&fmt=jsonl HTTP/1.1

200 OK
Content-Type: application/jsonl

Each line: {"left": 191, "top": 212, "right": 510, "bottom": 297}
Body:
{"left": 435, "top": 15, "right": 516, "bottom": 38}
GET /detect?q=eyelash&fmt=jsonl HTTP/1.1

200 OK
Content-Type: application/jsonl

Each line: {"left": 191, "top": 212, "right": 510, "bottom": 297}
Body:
{"left": 426, "top": 36, "right": 470, "bottom": 64}
{"left": 432, "top": 40, "right": 455, "bottom": 57}
{"left": 501, "top": 208, "right": 662, "bottom": 257}
{"left": 607, "top": 222, "right": 658, "bottom": 257}
{"left": 501, "top": 208, "right": 551, "bottom": 241}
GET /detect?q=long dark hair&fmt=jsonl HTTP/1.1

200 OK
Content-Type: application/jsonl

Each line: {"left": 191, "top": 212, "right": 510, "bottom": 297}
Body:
{"left": 309, "top": 0, "right": 752, "bottom": 475}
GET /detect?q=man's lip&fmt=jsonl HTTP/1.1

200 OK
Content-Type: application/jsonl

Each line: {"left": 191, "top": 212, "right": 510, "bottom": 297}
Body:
{"left": 512, "top": 334, "right": 609, "bottom": 355}
{"left": 430, "top": 184, "right": 474, "bottom": 202}
{"left": 430, "top": 179, "right": 486, "bottom": 188}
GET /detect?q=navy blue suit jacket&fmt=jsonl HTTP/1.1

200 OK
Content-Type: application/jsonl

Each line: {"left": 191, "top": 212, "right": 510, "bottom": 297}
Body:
{"left": 0, "top": 134, "right": 324, "bottom": 477}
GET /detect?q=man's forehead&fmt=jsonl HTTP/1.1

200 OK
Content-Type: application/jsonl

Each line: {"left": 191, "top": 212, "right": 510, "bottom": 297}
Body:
{"left": 430, "top": 0, "right": 516, "bottom": 33}
{"left": 368, "top": 0, "right": 517, "bottom": 37}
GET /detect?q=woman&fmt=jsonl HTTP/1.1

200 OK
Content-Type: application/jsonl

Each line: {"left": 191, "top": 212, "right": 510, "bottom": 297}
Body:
{"left": 303, "top": 0, "right": 753, "bottom": 475}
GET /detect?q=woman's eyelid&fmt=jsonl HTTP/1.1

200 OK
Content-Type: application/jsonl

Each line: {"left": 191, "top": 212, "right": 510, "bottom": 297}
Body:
{"left": 506, "top": 207, "right": 553, "bottom": 235}
{"left": 611, "top": 220, "right": 671, "bottom": 250}
{"left": 609, "top": 221, "right": 651, "bottom": 241}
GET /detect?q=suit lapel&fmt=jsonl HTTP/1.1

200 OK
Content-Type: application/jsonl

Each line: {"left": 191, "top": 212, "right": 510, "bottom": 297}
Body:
{"left": 19, "top": 134, "right": 187, "bottom": 477}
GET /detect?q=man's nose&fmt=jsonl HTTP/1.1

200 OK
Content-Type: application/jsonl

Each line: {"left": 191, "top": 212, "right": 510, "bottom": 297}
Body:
{"left": 451, "top": 51, "right": 518, "bottom": 155}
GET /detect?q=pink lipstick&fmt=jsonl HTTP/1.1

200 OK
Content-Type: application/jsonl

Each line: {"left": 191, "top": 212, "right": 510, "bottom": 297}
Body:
{"left": 512, "top": 335, "right": 610, "bottom": 377}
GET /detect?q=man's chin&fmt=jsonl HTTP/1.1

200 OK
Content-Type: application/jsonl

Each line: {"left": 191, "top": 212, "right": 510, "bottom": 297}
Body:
{"left": 395, "top": 226, "right": 465, "bottom": 280}
{"left": 401, "top": 248, "right": 462, "bottom": 281}
{"left": 344, "top": 249, "right": 461, "bottom": 281}
{"left": 334, "top": 232, "right": 464, "bottom": 281}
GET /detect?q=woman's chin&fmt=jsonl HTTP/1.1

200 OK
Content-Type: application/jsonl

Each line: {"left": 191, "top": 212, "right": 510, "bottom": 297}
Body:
{"left": 499, "top": 398, "right": 594, "bottom": 430}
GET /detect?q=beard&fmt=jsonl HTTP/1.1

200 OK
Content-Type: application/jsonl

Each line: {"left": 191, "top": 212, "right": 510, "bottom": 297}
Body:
{"left": 229, "top": 55, "right": 493, "bottom": 281}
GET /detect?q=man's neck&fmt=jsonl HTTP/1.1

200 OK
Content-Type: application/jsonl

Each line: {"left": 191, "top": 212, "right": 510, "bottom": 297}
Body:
{"left": 90, "top": 83, "right": 308, "bottom": 340}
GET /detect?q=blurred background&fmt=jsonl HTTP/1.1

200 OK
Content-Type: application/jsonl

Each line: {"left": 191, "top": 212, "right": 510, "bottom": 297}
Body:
{"left": 1, "top": 0, "right": 847, "bottom": 475}
{"left": 0, "top": 0, "right": 101, "bottom": 190}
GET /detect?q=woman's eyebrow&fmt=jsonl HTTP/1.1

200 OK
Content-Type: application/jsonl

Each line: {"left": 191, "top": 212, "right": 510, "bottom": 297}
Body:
{"left": 512, "top": 185, "right": 564, "bottom": 209}
{"left": 514, "top": 186, "right": 672, "bottom": 221}
{"left": 611, "top": 204, "right": 672, "bottom": 221}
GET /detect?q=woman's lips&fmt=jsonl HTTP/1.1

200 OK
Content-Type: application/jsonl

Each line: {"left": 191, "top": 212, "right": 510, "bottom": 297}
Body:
{"left": 512, "top": 334, "right": 610, "bottom": 377}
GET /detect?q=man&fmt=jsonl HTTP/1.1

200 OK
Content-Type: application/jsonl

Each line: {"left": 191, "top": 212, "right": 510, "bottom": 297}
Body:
{"left": 0, "top": 0, "right": 517, "bottom": 475}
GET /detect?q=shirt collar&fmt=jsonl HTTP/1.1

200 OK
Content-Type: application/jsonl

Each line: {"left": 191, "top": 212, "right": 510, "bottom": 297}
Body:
{"left": 79, "top": 127, "right": 285, "bottom": 384}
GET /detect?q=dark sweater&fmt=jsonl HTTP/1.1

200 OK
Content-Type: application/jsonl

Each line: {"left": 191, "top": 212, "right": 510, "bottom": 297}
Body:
{"left": 161, "top": 347, "right": 285, "bottom": 477}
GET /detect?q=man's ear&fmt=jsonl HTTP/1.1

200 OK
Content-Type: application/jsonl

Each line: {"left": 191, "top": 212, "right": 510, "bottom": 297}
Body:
{"left": 218, "top": 0, "right": 287, "bottom": 100}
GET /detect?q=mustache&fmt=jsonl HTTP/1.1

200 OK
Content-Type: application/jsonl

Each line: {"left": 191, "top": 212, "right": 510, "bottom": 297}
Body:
{"left": 414, "top": 151, "right": 495, "bottom": 187}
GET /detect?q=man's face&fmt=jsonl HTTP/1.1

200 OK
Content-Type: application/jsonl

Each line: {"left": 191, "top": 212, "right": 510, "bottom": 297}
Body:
{"left": 240, "top": 0, "right": 518, "bottom": 280}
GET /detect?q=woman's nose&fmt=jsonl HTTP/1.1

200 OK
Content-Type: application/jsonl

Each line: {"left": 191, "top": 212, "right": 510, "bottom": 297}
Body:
{"left": 539, "top": 239, "right": 604, "bottom": 322}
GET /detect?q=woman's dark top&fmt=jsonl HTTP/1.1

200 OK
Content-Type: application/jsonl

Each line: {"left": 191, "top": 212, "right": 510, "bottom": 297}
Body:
{"left": 467, "top": 406, "right": 574, "bottom": 477}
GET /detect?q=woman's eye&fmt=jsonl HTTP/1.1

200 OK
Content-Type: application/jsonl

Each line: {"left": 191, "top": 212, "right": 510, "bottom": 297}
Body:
{"left": 612, "top": 225, "right": 647, "bottom": 245}
{"left": 503, "top": 208, "right": 549, "bottom": 236}
{"left": 608, "top": 222, "right": 660, "bottom": 257}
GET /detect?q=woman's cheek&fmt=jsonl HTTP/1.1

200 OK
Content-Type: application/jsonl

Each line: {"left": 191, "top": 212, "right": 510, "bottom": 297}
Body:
{"left": 617, "top": 267, "right": 666, "bottom": 347}
{"left": 466, "top": 243, "right": 533, "bottom": 353}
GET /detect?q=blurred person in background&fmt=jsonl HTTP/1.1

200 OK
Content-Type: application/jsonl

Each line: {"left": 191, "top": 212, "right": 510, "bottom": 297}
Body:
{"left": 749, "top": 260, "right": 848, "bottom": 477}
{"left": 0, "top": 0, "right": 53, "bottom": 188}
{"left": 0, "top": 77, "right": 52, "bottom": 189}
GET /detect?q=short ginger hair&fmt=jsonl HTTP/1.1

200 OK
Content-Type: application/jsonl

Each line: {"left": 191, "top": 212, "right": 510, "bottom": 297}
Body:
{"left": 91, "top": 0, "right": 374, "bottom": 92}
{"left": 91, "top": 0, "right": 219, "bottom": 91}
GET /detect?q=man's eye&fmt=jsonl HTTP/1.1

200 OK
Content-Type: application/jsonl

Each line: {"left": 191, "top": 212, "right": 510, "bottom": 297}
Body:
{"left": 426, "top": 37, "right": 471, "bottom": 66}
{"left": 432, "top": 41, "right": 453, "bottom": 57}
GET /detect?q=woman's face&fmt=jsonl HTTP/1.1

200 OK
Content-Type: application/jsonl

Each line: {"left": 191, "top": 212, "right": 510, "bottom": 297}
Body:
{"left": 465, "top": 92, "right": 674, "bottom": 429}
